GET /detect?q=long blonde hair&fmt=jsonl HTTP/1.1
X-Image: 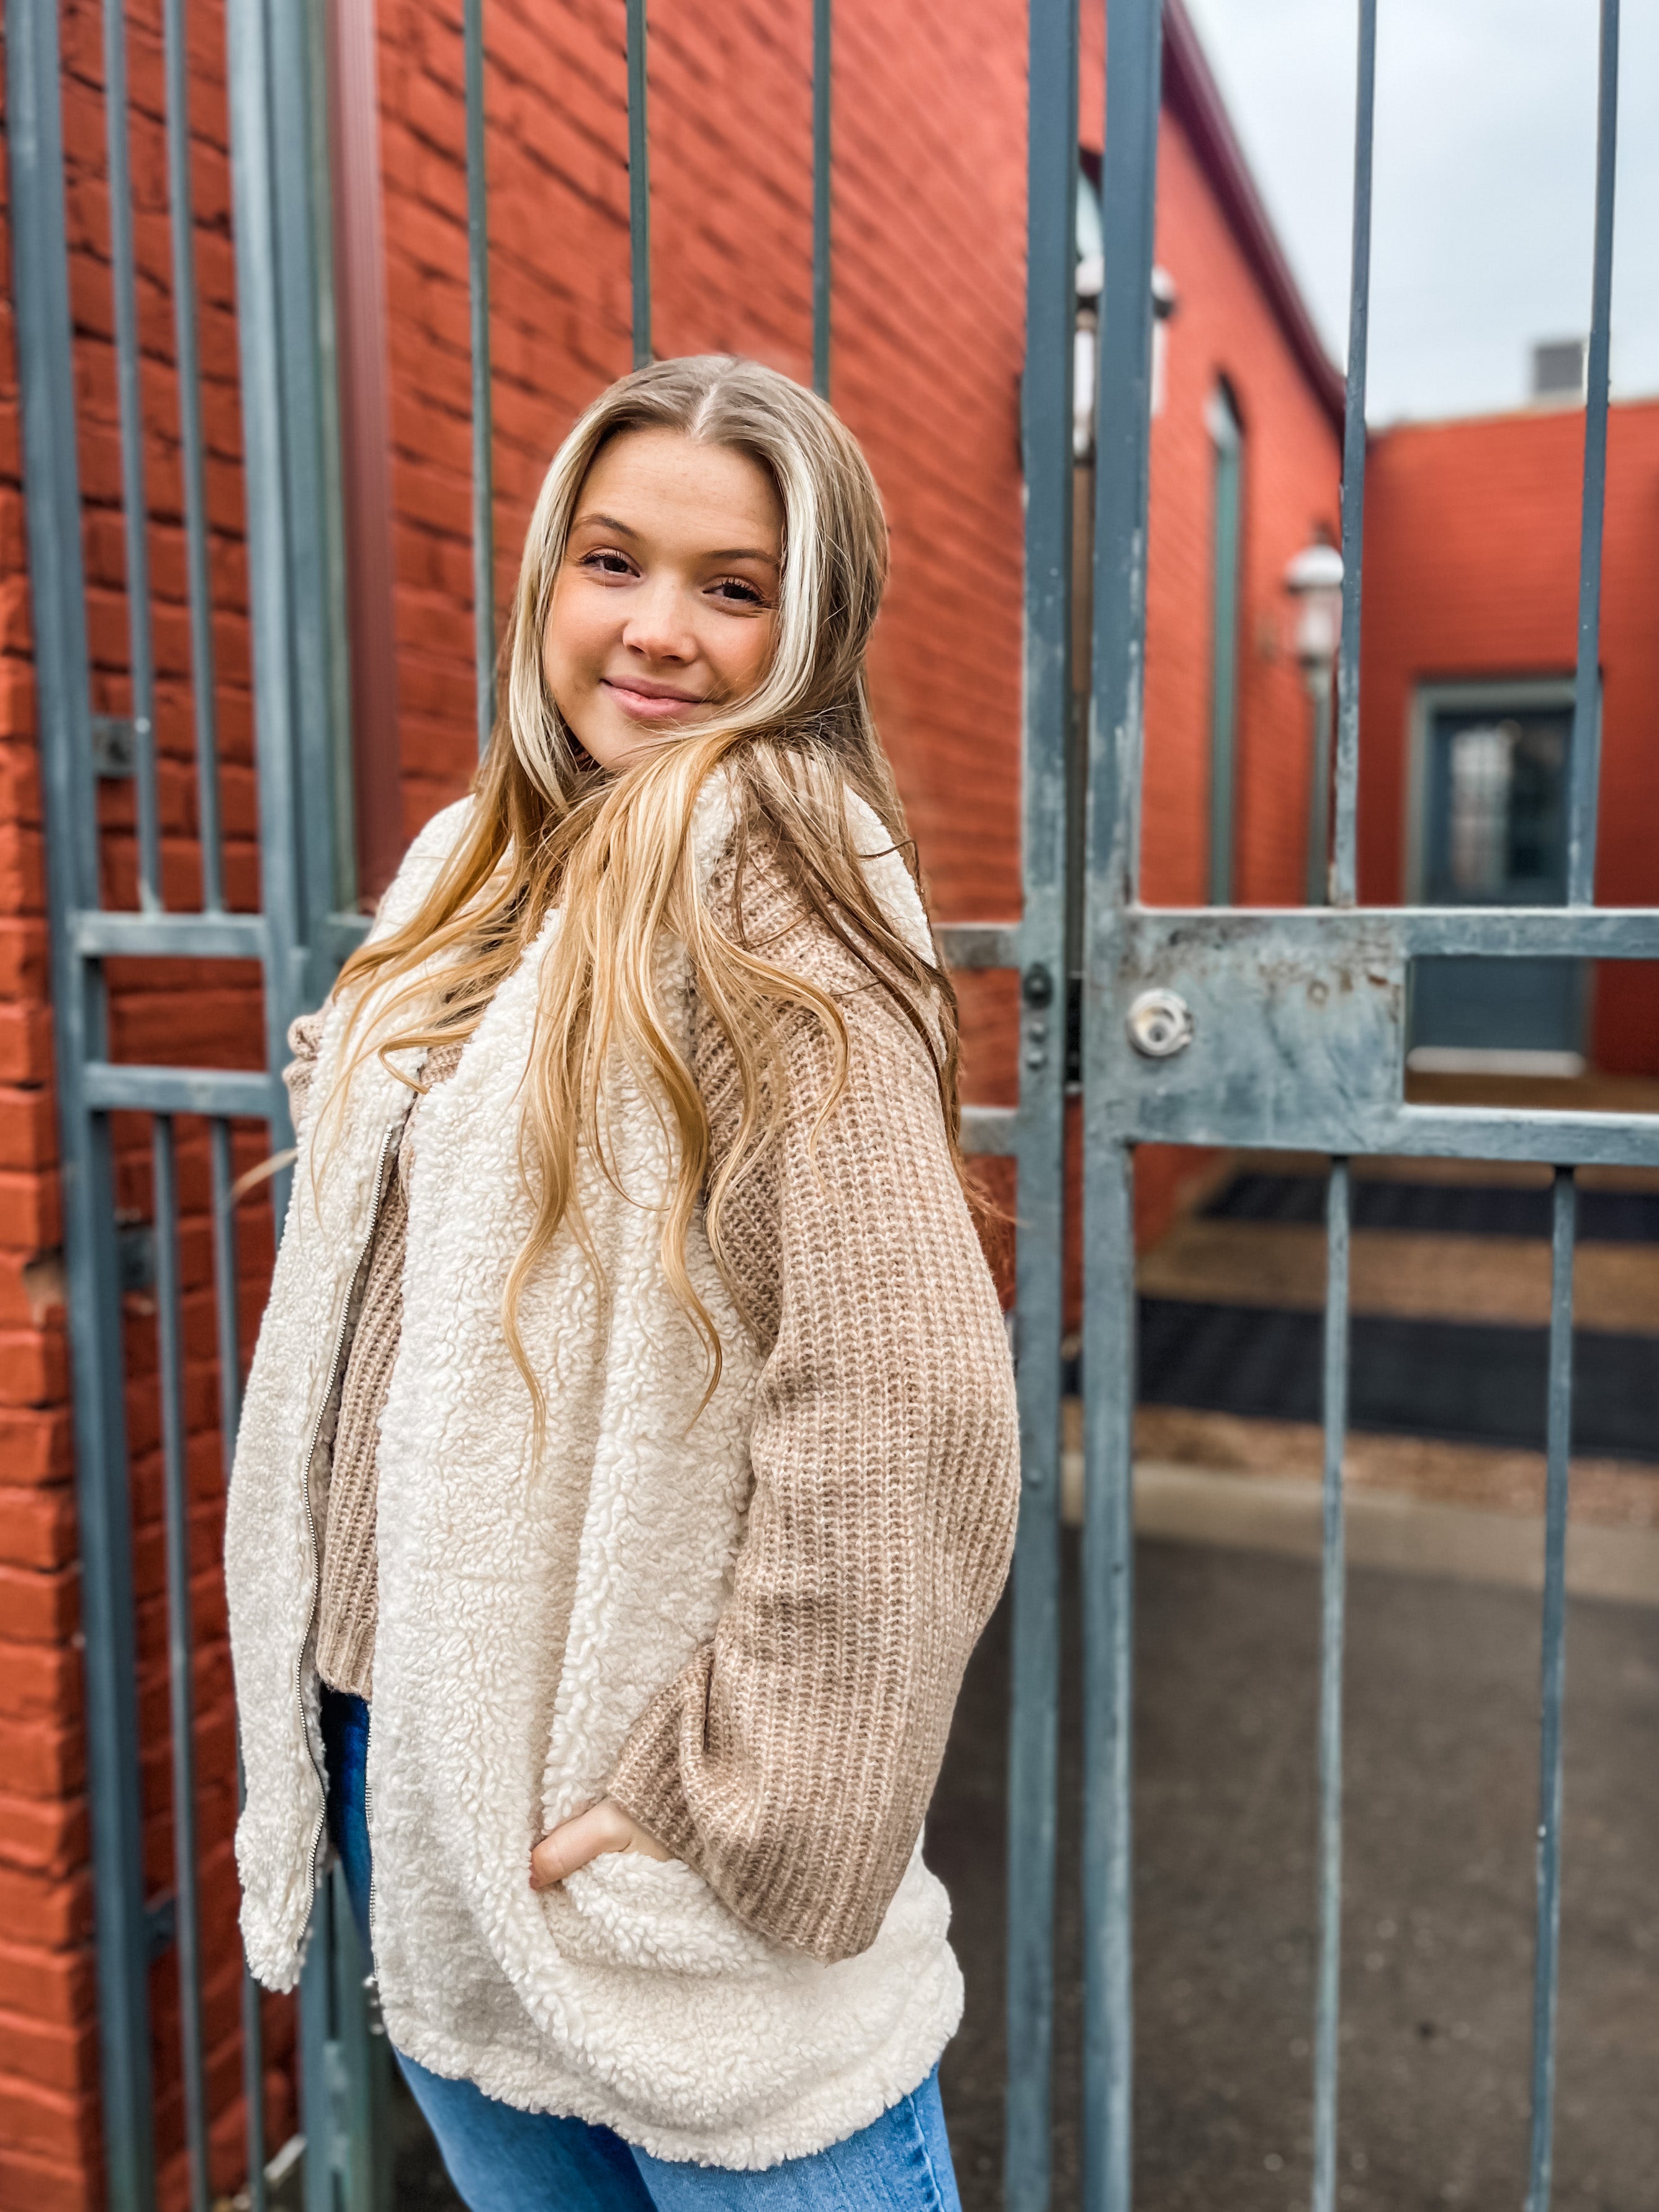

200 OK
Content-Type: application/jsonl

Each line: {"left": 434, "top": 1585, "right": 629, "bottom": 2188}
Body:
{"left": 327, "top": 356, "right": 978, "bottom": 1421}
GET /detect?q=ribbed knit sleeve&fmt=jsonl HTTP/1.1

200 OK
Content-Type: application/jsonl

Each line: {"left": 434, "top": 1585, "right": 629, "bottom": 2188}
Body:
{"left": 282, "top": 1011, "right": 326, "bottom": 1129}
{"left": 605, "top": 848, "right": 1020, "bottom": 1964}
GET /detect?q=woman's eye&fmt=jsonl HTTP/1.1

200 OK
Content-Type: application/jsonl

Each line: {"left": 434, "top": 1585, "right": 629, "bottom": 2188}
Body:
{"left": 711, "top": 576, "right": 765, "bottom": 606}
{"left": 583, "top": 550, "right": 633, "bottom": 576}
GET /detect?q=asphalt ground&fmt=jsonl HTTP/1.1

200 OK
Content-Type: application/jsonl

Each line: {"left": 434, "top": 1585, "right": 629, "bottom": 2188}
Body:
{"left": 932, "top": 1536, "right": 1659, "bottom": 2212}
{"left": 392, "top": 1535, "right": 1659, "bottom": 2209}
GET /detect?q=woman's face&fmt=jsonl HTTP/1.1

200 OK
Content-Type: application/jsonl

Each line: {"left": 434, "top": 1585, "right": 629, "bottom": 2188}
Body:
{"left": 543, "top": 427, "right": 784, "bottom": 773}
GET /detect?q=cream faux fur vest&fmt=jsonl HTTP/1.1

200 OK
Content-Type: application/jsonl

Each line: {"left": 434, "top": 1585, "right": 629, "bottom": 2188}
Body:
{"left": 224, "top": 785, "right": 964, "bottom": 2168}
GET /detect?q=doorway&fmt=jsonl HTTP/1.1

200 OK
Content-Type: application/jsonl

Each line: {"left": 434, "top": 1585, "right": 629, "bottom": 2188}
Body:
{"left": 1407, "top": 680, "right": 1588, "bottom": 1070}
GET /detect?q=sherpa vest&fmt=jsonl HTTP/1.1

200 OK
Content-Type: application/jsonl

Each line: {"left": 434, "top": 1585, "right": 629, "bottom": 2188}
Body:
{"left": 224, "top": 784, "right": 964, "bottom": 2169}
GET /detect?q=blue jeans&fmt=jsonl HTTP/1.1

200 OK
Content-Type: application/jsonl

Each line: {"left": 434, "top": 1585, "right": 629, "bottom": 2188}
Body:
{"left": 320, "top": 1689, "right": 963, "bottom": 2211}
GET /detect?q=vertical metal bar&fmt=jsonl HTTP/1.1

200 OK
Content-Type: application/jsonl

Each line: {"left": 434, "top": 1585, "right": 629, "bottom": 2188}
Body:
{"left": 1566, "top": 0, "right": 1619, "bottom": 908}
{"left": 1003, "top": 3, "right": 1077, "bottom": 2205}
{"left": 811, "top": 0, "right": 832, "bottom": 398}
{"left": 210, "top": 1120, "right": 269, "bottom": 2210}
{"left": 267, "top": 0, "right": 350, "bottom": 970}
{"left": 226, "top": 0, "right": 312, "bottom": 1099}
{"left": 1525, "top": 1168, "right": 1577, "bottom": 2212}
{"left": 1311, "top": 1159, "right": 1351, "bottom": 2212}
{"left": 240, "top": 1951, "right": 269, "bottom": 2212}
{"left": 1078, "top": 1142, "right": 1138, "bottom": 2212}
{"left": 299, "top": 1918, "right": 335, "bottom": 2212}
{"left": 103, "top": 0, "right": 164, "bottom": 911}
{"left": 1329, "top": 0, "right": 1377, "bottom": 910}
{"left": 209, "top": 1120, "right": 244, "bottom": 1473}
{"left": 153, "top": 1117, "right": 210, "bottom": 2212}
{"left": 163, "top": 0, "right": 227, "bottom": 914}
{"left": 1081, "top": 3, "right": 1162, "bottom": 2200}
{"left": 303, "top": 0, "right": 358, "bottom": 919}
{"left": 464, "top": 0, "right": 496, "bottom": 756}
{"left": 7, "top": 2, "right": 157, "bottom": 2201}
{"left": 626, "top": 0, "right": 652, "bottom": 369}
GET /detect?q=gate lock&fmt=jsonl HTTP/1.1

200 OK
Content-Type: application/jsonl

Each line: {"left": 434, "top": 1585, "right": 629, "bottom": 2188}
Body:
{"left": 1125, "top": 987, "right": 1195, "bottom": 1059}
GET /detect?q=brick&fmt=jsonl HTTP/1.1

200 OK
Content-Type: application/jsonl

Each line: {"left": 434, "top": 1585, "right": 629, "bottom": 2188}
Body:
{"left": 0, "top": 2144, "right": 97, "bottom": 2212}
{"left": 0, "top": 1641, "right": 77, "bottom": 1723}
{"left": 0, "top": 1489, "right": 75, "bottom": 1574}
{"left": 0, "top": 1789, "right": 86, "bottom": 1877}
{"left": 0, "top": 1863, "right": 91, "bottom": 1949}
{"left": 0, "top": 1178, "right": 60, "bottom": 1254}
{"left": 0, "top": 1094, "right": 54, "bottom": 1175}
{"left": 0, "top": 1714, "right": 82, "bottom": 1800}
{"left": 0, "top": 2075, "right": 97, "bottom": 2165}
{"left": 0, "top": 1566, "right": 77, "bottom": 1654}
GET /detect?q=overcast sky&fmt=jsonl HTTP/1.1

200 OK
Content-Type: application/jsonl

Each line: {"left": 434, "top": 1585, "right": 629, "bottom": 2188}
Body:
{"left": 1180, "top": 0, "right": 1659, "bottom": 423}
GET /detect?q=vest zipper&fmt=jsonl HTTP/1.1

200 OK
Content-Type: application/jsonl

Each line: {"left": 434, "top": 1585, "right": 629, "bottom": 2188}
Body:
{"left": 295, "top": 1119, "right": 406, "bottom": 1900}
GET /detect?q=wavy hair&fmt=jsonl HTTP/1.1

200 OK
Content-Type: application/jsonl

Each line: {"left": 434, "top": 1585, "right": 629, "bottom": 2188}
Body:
{"left": 323, "top": 356, "right": 980, "bottom": 1429}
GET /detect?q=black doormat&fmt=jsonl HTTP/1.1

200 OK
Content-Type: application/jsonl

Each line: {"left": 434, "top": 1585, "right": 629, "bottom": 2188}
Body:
{"left": 1204, "top": 1171, "right": 1659, "bottom": 1243}
{"left": 1137, "top": 1297, "right": 1659, "bottom": 1463}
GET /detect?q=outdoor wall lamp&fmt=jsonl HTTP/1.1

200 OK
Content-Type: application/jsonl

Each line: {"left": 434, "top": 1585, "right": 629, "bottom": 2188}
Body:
{"left": 1285, "top": 537, "right": 1344, "bottom": 904}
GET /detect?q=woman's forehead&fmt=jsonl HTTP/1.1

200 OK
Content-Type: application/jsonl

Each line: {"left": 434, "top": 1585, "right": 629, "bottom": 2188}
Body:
{"left": 575, "top": 428, "right": 783, "bottom": 557}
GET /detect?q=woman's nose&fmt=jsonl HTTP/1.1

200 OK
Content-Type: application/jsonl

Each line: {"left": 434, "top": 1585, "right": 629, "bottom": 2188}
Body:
{"left": 620, "top": 578, "right": 696, "bottom": 665}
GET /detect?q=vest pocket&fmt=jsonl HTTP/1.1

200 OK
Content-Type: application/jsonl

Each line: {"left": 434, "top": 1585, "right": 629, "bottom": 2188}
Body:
{"left": 547, "top": 1850, "right": 809, "bottom": 1981}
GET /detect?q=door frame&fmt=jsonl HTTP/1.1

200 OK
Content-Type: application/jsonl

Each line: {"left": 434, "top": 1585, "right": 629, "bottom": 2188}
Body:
{"left": 1403, "top": 672, "right": 1583, "bottom": 904}
{"left": 1404, "top": 675, "right": 1595, "bottom": 1069}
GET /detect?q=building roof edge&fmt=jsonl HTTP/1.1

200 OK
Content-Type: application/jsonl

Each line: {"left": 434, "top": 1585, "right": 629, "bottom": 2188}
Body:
{"left": 1161, "top": 0, "right": 1348, "bottom": 435}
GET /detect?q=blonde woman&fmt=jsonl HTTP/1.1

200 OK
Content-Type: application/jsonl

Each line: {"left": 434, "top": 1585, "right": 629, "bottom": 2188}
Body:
{"left": 226, "top": 356, "right": 1019, "bottom": 2211}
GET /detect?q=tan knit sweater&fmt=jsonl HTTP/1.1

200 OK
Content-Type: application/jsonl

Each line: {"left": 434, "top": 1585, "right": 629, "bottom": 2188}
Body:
{"left": 285, "top": 837, "right": 1019, "bottom": 1961}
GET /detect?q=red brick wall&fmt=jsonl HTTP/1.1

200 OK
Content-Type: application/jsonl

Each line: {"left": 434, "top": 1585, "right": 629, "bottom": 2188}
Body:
{"left": 1360, "top": 400, "right": 1659, "bottom": 1072}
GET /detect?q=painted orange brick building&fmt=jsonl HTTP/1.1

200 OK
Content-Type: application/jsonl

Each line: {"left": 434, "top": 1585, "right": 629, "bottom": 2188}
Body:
{"left": 0, "top": 0, "right": 1344, "bottom": 2201}
{"left": 1360, "top": 398, "right": 1659, "bottom": 1074}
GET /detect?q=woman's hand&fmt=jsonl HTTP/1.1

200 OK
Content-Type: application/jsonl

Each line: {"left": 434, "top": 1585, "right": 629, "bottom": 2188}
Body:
{"left": 529, "top": 1797, "right": 675, "bottom": 1891}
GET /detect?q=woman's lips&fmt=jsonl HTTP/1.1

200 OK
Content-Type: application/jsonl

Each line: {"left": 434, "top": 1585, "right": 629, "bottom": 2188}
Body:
{"left": 603, "top": 678, "right": 705, "bottom": 722}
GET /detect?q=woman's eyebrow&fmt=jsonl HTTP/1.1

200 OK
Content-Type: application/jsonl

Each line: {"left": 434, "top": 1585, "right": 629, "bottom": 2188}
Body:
{"left": 573, "top": 511, "right": 778, "bottom": 569}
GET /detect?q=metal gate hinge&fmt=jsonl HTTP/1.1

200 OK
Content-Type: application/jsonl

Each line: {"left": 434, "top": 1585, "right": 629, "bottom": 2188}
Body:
{"left": 90, "top": 714, "right": 140, "bottom": 778}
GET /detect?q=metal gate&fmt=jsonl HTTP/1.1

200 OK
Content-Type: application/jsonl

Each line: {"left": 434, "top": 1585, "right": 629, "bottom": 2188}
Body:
{"left": 7, "top": 0, "right": 1652, "bottom": 2209}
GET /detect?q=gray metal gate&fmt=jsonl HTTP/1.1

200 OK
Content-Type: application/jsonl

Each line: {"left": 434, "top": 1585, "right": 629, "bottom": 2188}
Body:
{"left": 7, "top": 0, "right": 382, "bottom": 2203}
{"left": 7, "top": 0, "right": 1652, "bottom": 2208}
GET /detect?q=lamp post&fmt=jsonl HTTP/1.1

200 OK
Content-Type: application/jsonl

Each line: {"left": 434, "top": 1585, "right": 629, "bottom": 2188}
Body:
{"left": 1285, "top": 540, "right": 1344, "bottom": 905}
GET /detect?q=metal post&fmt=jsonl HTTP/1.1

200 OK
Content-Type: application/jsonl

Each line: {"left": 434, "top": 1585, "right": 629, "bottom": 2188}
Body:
{"left": 1311, "top": 1160, "right": 1351, "bottom": 2212}
{"left": 1330, "top": 0, "right": 1377, "bottom": 909}
{"left": 627, "top": 0, "right": 652, "bottom": 368}
{"left": 812, "top": 0, "right": 832, "bottom": 398}
{"left": 1524, "top": 1169, "right": 1578, "bottom": 2212}
{"left": 101, "top": 0, "right": 163, "bottom": 913}
{"left": 163, "top": 0, "right": 228, "bottom": 914}
{"left": 1002, "top": 4, "right": 1077, "bottom": 2206}
{"left": 464, "top": 0, "right": 497, "bottom": 756}
{"left": 1081, "top": 0, "right": 1162, "bottom": 2205}
{"left": 6, "top": 3, "right": 156, "bottom": 2203}
{"left": 153, "top": 1119, "right": 211, "bottom": 2212}
{"left": 1565, "top": 0, "right": 1619, "bottom": 909}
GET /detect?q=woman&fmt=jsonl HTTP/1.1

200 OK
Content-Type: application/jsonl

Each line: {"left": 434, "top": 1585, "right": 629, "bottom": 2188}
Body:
{"left": 226, "top": 355, "right": 1020, "bottom": 2210}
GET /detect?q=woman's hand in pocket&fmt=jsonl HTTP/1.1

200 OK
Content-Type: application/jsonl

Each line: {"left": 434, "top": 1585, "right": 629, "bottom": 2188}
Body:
{"left": 529, "top": 1799, "right": 675, "bottom": 1891}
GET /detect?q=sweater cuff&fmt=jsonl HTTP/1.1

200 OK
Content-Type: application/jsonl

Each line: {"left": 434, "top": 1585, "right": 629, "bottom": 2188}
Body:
{"left": 605, "top": 1674, "right": 702, "bottom": 1864}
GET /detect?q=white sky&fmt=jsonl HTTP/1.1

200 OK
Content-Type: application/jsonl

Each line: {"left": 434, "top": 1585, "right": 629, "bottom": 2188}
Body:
{"left": 1180, "top": 0, "right": 1659, "bottom": 423}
